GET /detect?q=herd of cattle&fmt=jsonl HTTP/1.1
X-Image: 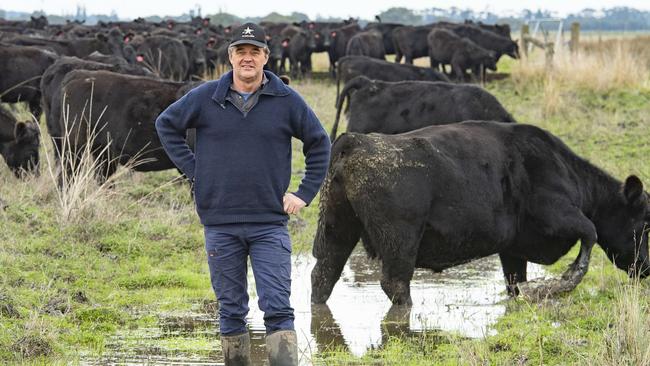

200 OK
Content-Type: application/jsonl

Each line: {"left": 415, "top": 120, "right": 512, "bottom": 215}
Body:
{"left": 0, "top": 15, "right": 648, "bottom": 304}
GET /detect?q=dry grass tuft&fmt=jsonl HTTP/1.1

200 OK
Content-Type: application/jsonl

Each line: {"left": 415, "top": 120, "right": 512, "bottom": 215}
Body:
{"left": 42, "top": 91, "right": 150, "bottom": 225}
{"left": 514, "top": 37, "right": 650, "bottom": 92}
{"left": 598, "top": 274, "right": 650, "bottom": 365}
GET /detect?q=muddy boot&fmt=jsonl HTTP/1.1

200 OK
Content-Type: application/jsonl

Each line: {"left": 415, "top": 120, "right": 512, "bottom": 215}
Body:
{"left": 266, "top": 330, "right": 298, "bottom": 366}
{"left": 220, "top": 332, "right": 251, "bottom": 366}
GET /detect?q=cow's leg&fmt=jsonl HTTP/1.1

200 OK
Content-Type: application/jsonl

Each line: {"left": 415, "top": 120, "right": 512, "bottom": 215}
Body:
{"left": 519, "top": 204, "right": 597, "bottom": 298}
{"left": 499, "top": 253, "right": 527, "bottom": 296}
{"left": 451, "top": 61, "right": 465, "bottom": 82}
{"left": 561, "top": 238, "right": 595, "bottom": 283}
{"left": 539, "top": 204, "right": 597, "bottom": 283}
{"left": 429, "top": 53, "right": 438, "bottom": 71}
{"left": 395, "top": 52, "right": 402, "bottom": 63}
{"left": 310, "top": 230, "right": 359, "bottom": 304}
{"left": 311, "top": 193, "right": 361, "bottom": 304}
{"left": 289, "top": 56, "right": 299, "bottom": 79}
{"left": 380, "top": 254, "right": 417, "bottom": 305}
{"left": 304, "top": 55, "right": 313, "bottom": 78}
{"left": 374, "top": 224, "right": 423, "bottom": 305}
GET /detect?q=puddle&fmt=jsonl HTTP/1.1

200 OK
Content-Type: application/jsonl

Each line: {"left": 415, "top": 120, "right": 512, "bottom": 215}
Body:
{"left": 82, "top": 247, "right": 545, "bottom": 365}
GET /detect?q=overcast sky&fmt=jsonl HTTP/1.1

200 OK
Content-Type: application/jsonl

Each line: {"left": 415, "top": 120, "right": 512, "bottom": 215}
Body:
{"left": 2, "top": 0, "right": 649, "bottom": 19}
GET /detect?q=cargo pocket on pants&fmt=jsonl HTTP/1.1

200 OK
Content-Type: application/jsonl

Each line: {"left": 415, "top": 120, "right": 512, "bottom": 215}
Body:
{"left": 279, "top": 235, "right": 292, "bottom": 254}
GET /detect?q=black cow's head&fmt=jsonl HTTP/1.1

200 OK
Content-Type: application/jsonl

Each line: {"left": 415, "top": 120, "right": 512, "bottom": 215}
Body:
{"left": 597, "top": 175, "right": 650, "bottom": 279}
{"left": 182, "top": 38, "right": 208, "bottom": 76}
{"left": 0, "top": 121, "right": 40, "bottom": 177}
{"left": 267, "top": 36, "right": 285, "bottom": 61}
{"left": 507, "top": 40, "right": 520, "bottom": 59}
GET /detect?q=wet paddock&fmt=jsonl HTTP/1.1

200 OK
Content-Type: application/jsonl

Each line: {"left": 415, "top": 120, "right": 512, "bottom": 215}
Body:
{"left": 83, "top": 247, "right": 545, "bottom": 365}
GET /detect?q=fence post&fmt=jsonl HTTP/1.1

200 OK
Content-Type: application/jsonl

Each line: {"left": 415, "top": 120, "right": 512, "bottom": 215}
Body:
{"left": 521, "top": 24, "right": 530, "bottom": 58}
{"left": 570, "top": 22, "right": 580, "bottom": 53}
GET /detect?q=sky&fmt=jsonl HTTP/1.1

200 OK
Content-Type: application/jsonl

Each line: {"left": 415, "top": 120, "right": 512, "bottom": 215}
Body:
{"left": 2, "top": 0, "right": 649, "bottom": 20}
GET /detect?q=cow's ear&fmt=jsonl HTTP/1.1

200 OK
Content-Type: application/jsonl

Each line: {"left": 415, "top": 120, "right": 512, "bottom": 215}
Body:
{"left": 14, "top": 122, "right": 29, "bottom": 142}
{"left": 623, "top": 175, "right": 645, "bottom": 207}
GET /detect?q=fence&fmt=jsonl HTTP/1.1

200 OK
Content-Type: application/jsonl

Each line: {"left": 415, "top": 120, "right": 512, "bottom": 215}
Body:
{"left": 520, "top": 20, "right": 580, "bottom": 69}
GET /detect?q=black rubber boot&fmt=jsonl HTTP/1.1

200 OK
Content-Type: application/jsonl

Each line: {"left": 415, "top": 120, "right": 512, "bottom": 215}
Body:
{"left": 220, "top": 332, "right": 251, "bottom": 366}
{"left": 266, "top": 330, "right": 298, "bottom": 366}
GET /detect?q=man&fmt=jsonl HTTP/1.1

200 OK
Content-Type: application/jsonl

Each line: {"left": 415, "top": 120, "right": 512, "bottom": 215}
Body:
{"left": 155, "top": 23, "right": 330, "bottom": 366}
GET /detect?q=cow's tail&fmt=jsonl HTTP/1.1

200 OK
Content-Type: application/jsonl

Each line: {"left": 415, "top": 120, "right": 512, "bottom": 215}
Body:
{"left": 335, "top": 61, "right": 342, "bottom": 108}
{"left": 330, "top": 76, "right": 372, "bottom": 142}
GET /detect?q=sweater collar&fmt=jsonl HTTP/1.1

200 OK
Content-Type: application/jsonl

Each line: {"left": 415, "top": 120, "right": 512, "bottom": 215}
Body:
{"left": 211, "top": 70, "right": 290, "bottom": 105}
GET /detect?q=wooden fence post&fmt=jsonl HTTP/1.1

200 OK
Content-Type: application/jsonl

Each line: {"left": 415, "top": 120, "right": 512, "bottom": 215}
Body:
{"left": 521, "top": 24, "right": 530, "bottom": 58}
{"left": 570, "top": 22, "right": 580, "bottom": 53}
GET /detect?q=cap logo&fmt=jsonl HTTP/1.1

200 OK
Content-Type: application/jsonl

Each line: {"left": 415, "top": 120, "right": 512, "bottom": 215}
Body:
{"left": 242, "top": 26, "right": 255, "bottom": 37}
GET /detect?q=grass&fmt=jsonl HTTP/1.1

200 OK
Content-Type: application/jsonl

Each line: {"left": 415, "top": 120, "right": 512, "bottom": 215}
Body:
{"left": 1, "top": 35, "right": 650, "bottom": 364}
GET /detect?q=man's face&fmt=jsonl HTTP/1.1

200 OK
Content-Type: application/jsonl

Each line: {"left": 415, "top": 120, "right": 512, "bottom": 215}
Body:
{"left": 229, "top": 44, "right": 269, "bottom": 82}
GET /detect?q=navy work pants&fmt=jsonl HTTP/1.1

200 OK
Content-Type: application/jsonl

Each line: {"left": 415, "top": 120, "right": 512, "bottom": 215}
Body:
{"left": 204, "top": 222, "right": 294, "bottom": 336}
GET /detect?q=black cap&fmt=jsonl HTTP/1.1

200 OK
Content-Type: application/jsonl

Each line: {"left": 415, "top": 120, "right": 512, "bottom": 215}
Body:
{"left": 229, "top": 23, "right": 267, "bottom": 48}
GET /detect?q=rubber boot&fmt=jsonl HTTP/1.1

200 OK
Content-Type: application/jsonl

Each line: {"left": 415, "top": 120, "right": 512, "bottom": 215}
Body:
{"left": 220, "top": 332, "right": 251, "bottom": 366}
{"left": 266, "top": 330, "right": 298, "bottom": 366}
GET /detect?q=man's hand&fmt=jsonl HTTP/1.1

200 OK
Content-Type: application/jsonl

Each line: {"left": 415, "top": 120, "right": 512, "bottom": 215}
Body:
{"left": 283, "top": 193, "right": 306, "bottom": 215}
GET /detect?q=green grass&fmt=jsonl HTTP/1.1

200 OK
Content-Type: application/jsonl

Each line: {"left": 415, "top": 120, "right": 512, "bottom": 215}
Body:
{"left": 1, "top": 48, "right": 650, "bottom": 365}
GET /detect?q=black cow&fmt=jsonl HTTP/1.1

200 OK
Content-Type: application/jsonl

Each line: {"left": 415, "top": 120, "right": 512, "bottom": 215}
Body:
{"left": 331, "top": 76, "right": 514, "bottom": 140}
{"left": 335, "top": 56, "right": 449, "bottom": 107}
{"left": 392, "top": 25, "right": 434, "bottom": 64}
{"left": 57, "top": 70, "right": 187, "bottom": 180}
{"left": 182, "top": 35, "right": 213, "bottom": 79}
{"left": 312, "top": 121, "right": 650, "bottom": 305}
{"left": 449, "top": 24, "right": 519, "bottom": 61}
{"left": 40, "top": 56, "right": 152, "bottom": 158}
{"left": 280, "top": 26, "right": 315, "bottom": 79}
{"left": 328, "top": 23, "right": 361, "bottom": 77}
{"left": 428, "top": 28, "right": 497, "bottom": 82}
{"left": 126, "top": 36, "right": 190, "bottom": 81}
{"left": 6, "top": 33, "right": 123, "bottom": 58}
{"left": 464, "top": 20, "right": 511, "bottom": 38}
{"left": 261, "top": 22, "right": 290, "bottom": 74}
{"left": 0, "top": 43, "right": 57, "bottom": 117}
{"left": 301, "top": 21, "right": 338, "bottom": 54}
{"left": 0, "top": 106, "right": 40, "bottom": 176}
{"left": 345, "top": 30, "right": 385, "bottom": 60}
{"left": 364, "top": 22, "right": 403, "bottom": 55}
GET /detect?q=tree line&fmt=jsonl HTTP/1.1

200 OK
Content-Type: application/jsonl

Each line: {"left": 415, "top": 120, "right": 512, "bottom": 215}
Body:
{"left": 2, "top": 6, "right": 650, "bottom": 31}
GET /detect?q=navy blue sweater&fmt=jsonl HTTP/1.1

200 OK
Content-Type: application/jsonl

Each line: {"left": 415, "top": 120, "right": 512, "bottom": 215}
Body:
{"left": 155, "top": 71, "right": 330, "bottom": 225}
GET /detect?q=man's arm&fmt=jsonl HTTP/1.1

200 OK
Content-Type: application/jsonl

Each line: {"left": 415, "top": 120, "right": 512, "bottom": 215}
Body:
{"left": 155, "top": 90, "right": 199, "bottom": 180}
{"left": 292, "top": 104, "right": 331, "bottom": 206}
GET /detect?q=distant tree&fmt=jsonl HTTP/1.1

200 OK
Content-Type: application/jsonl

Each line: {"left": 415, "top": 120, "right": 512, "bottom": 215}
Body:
{"left": 259, "top": 11, "right": 309, "bottom": 23}
{"left": 209, "top": 12, "right": 242, "bottom": 26}
{"left": 291, "top": 12, "right": 309, "bottom": 22}
{"left": 144, "top": 16, "right": 162, "bottom": 23}
{"left": 315, "top": 15, "right": 344, "bottom": 22}
{"left": 46, "top": 15, "right": 70, "bottom": 24}
{"left": 376, "top": 7, "right": 422, "bottom": 25}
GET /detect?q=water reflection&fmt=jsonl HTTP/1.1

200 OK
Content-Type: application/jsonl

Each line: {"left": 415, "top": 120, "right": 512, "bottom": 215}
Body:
{"left": 83, "top": 247, "right": 544, "bottom": 364}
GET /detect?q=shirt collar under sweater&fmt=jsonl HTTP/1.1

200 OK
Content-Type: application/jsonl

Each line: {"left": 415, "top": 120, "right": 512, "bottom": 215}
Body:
{"left": 211, "top": 70, "right": 290, "bottom": 106}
